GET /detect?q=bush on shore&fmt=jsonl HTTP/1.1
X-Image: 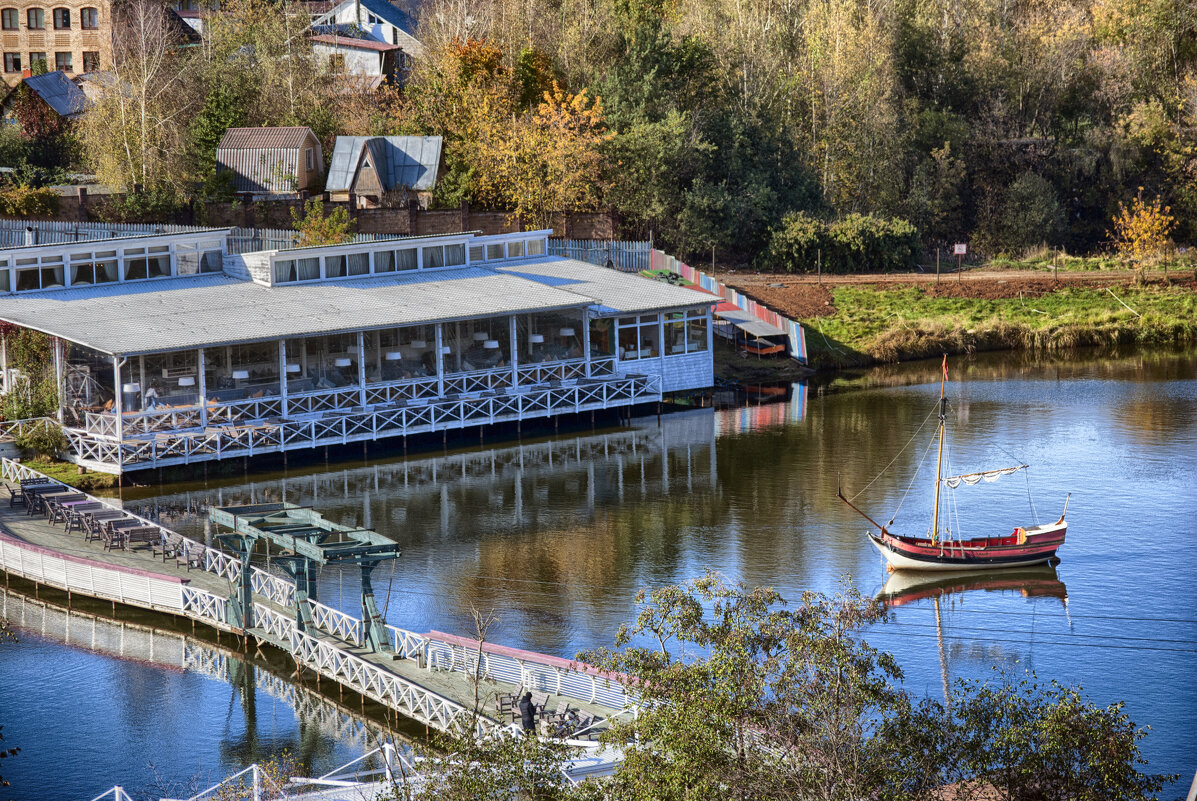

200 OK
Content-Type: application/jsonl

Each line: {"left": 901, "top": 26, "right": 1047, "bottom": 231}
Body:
{"left": 759, "top": 212, "right": 921, "bottom": 274}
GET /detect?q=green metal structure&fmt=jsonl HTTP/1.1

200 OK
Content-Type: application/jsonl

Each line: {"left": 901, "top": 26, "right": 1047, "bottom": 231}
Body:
{"left": 208, "top": 503, "right": 401, "bottom": 652}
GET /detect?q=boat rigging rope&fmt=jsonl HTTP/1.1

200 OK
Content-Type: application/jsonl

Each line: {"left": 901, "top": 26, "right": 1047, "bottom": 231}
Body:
{"left": 888, "top": 431, "right": 938, "bottom": 527}
{"left": 1024, "top": 467, "right": 1040, "bottom": 525}
{"left": 851, "top": 399, "right": 940, "bottom": 503}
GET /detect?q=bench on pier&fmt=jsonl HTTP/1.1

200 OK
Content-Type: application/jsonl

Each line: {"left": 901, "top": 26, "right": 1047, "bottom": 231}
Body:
{"left": 175, "top": 542, "right": 206, "bottom": 571}
{"left": 153, "top": 532, "right": 185, "bottom": 562}
{"left": 123, "top": 526, "right": 160, "bottom": 552}
{"left": 5, "top": 484, "right": 25, "bottom": 508}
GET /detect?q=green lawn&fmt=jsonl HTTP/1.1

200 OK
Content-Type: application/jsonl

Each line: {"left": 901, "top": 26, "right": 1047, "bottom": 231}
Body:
{"left": 805, "top": 283, "right": 1197, "bottom": 366}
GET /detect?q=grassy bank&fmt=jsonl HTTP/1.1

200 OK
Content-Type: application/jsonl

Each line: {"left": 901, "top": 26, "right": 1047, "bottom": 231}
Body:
{"left": 21, "top": 458, "right": 120, "bottom": 491}
{"left": 804, "top": 282, "right": 1197, "bottom": 368}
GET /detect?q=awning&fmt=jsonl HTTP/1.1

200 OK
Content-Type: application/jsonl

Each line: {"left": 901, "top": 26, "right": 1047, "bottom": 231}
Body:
{"left": 714, "top": 309, "right": 788, "bottom": 338}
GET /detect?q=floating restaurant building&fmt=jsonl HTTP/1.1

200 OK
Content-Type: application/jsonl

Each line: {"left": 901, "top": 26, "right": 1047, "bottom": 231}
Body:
{"left": 0, "top": 226, "right": 714, "bottom": 474}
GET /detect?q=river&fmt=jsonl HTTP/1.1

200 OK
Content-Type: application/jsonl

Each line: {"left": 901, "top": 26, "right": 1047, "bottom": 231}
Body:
{"left": 1, "top": 347, "right": 1194, "bottom": 799}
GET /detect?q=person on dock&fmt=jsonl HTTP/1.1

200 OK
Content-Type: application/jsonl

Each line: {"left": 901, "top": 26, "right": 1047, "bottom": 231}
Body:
{"left": 518, "top": 691, "right": 535, "bottom": 733}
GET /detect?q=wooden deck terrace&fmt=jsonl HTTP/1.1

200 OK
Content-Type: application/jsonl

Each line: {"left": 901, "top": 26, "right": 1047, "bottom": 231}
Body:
{"left": 0, "top": 460, "right": 636, "bottom": 744}
{"left": 57, "top": 368, "right": 660, "bottom": 475}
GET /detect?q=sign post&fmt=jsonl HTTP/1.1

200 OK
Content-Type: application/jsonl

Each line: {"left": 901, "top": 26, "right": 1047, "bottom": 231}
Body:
{"left": 953, "top": 243, "right": 967, "bottom": 282}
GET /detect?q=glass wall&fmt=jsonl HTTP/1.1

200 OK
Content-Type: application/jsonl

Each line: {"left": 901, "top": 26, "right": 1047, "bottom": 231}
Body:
{"left": 204, "top": 343, "right": 281, "bottom": 401}
{"left": 616, "top": 315, "right": 661, "bottom": 361}
{"left": 443, "top": 317, "right": 511, "bottom": 374}
{"left": 516, "top": 312, "right": 584, "bottom": 364}
{"left": 62, "top": 343, "right": 115, "bottom": 424}
{"left": 364, "top": 325, "right": 436, "bottom": 383}
{"left": 589, "top": 318, "right": 615, "bottom": 359}
{"left": 283, "top": 334, "right": 359, "bottom": 391}
{"left": 664, "top": 309, "right": 709, "bottom": 355}
{"left": 139, "top": 350, "right": 199, "bottom": 410}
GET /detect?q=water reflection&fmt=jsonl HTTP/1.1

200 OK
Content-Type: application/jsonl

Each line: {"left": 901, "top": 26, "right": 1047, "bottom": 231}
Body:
{"left": 879, "top": 565, "right": 1069, "bottom": 609}
{"left": 0, "top": 586, "right": 394, "bottom": 799}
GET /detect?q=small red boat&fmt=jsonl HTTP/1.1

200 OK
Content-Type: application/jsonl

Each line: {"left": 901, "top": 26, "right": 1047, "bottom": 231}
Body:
{"left": 838, "top": 355, "right": 1069, "bottom": 572}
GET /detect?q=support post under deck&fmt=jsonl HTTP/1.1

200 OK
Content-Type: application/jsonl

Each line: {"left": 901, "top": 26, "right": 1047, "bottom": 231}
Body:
{"left": 360, "top": 562, "right": 393, "bottom": 654}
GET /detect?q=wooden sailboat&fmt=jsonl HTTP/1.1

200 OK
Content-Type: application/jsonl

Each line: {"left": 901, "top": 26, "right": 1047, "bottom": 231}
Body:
{"left": 838, "top": 356, "right": 1068, "bottom": 572}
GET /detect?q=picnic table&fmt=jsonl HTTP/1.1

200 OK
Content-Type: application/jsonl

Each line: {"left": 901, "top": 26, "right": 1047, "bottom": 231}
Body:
{"left": 63, "top": 502, "right": 106, "bottom": 533}
{"left": 101, "top": 518, "right": 142, "bottom": 551}
{"left": 22, "top": 483, "right": 67, "bottom": 515}
{"left": 81, "top": 509, "right": 129, "bottom": 542}
{"left": 44, "top": 492, "right": 87, "bottom": 524}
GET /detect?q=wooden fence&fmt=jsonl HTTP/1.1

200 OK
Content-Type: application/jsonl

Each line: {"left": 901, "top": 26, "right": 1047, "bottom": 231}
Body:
{"left": 548, "top": 239, "right": 651, "bottom": 272}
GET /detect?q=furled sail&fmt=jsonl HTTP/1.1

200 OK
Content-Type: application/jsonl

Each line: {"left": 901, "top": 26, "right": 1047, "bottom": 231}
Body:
{"left": 942, "top": 465, "right": 1027, "bottom": 489}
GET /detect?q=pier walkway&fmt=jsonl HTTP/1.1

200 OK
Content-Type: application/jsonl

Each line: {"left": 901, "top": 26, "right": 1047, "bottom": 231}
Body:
{"left": 0, "top": 459, "right": 635, "bottom": 748}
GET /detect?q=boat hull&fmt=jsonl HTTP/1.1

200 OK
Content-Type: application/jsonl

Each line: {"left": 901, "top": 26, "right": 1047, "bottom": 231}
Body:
{"left": 868, "top": 523, "right": 1066, "bottom": 572}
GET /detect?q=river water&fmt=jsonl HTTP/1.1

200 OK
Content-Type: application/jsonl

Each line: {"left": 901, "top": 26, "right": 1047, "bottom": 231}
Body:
{"left": 2, "top": 347, "right": 1195, "bottom": 799}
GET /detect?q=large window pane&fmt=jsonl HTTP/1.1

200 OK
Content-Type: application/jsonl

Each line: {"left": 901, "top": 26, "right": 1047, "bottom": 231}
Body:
{"left": 371, "top": 325, "right": 436, "bottom": 383}
{"left": 141, "top": 351, "right": 200, "bottom": 409}
{"left": 617, "top": 315, "right": 659, "bottom": 360}
{"left": 459, "top": 317, "right": 510, "bottom": 371}
{"left": 422, "top": 245, "right": 444, "bottom": 269}
{"left": 444, "top": 243, "right": 465, "bottom": 266}
{"left": 205, "top": 343, "right": 281, "bottom": 402}
{"left": 347, "top": 252, "right": 370, "bottom": 275}
{"left": 395, "top": 248, "right": 417, "bottom": 270}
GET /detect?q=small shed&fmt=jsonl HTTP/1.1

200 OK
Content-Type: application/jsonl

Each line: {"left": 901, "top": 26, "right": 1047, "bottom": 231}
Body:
{"left": 216, "top": 127, "right": 324, "bottom": 197}
{"left": 0, "top": 71, "right": 88, "bottom": 125}
{"left": 325, "top": 135, "right": 443, "bottom": 208}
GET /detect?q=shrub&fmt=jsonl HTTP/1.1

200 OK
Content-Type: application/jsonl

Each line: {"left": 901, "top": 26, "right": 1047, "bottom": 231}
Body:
{"left": 0, "top": 184, "right": 59, "bottom": 217}
{"left": 14, "top": 419, "right": 67, "bottom": 459}
{"left": 760, "top": 212, "right": 920, "bottom": 273}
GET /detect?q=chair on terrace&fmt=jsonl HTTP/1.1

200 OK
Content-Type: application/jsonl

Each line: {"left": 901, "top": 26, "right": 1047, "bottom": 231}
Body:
{"left": 176, "top": 543, "right": 205, "bottom": 571}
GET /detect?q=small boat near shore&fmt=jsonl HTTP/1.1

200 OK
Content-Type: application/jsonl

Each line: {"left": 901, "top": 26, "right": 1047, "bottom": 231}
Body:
{"left": 838, "top": 355, "right": 1069, "bottom": 572}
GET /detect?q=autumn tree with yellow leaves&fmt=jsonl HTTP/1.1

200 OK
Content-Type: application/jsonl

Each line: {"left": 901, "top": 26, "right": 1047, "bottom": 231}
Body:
{"left": 1111, "top": 190, "right": 1176, "bottom": 279}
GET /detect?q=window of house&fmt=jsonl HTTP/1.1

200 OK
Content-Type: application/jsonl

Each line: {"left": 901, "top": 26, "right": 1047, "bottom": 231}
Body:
{"left": 305, "top": 148, "right": 314, "bottom": 171}
{"left": 0, "top": 8, "right": 16, "bottom": 29}
{"left": 485, "top": 243, "right": 504, "bottom": 260}
{"left": 52, "top": 7, "right": 68, "bottom": 28}
{"left": 526, "top": 238, "right": 546, "bottom": 256}
{"left": 391, "top": 247, "right": 416, "bottom": 271}
{"left": 328, "top": 53, "right": 344, "bottom": 72}
{"left": 616, "top": 315, "right": 661, "bottom": 361}
{"left": 26, "top": 8, "right": 44, "bottom": 28}
{"left": 123, "top": 246, "right": 170, "bottom": 280}
{"left": 664, "top": 309, "right": 708, "bottom": 356}
{"left": 81, "top": 51, "right": 98, "bottom": 72}
{"left": 272, "top": 257, "right": 319, "bottom": 283}
{"left": 69, "top": 251, "right": 118, "bottom": 285}
{"left": 468, "top": 244, "right": 483, "bottom": 262}
{"left": 2, "top": 53, "right": 19, "bottom": 73}
{"left": 14, "top": 256, "right": 65, "bottom": 291}
{"left": 421, "top": 245, "right": 445, "bottom": 269}
{"left": 444, "top": 243, "right": 465, "bottom": 267}
{"left": 54, "top": 51, "right": 72, "bottom": 71}
{"left": 366, "top": 13, "right": 377, "bottom": 23}
{"left": 324, "top": 254, "right": 346, "bottom": 278}
{"left": 29, "top": 53, "right": 46, "bottom": 72}
{"left": 346, "top": 252, "right": 369, "bottom": 275}
{"left": 80, "top": 6, "right": 97, "bottom": 27}
{"left": 199, "top": 240, "right": 223, "bottom": 273}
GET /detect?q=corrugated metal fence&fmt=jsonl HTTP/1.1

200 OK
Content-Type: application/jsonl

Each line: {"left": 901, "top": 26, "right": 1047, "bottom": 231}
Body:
{"left": 651, "top": 249, "right": 808, "bottom": 363}
{"left": 548, "top": 239, "right": 651, "bottom": 272}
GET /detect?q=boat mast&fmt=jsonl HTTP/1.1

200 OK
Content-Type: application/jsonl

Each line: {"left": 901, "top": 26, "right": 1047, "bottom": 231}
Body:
{"left": 932, "top": 355, "right": 948, "bottom": 545}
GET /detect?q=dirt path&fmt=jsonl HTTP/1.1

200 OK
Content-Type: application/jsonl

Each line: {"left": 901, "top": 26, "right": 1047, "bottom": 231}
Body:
{"left": 715, "top": 269, "right": 1196, "bottom": 320}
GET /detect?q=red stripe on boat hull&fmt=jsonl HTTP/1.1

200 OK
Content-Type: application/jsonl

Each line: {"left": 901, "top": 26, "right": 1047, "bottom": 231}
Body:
{"left": 868, "top": 524, "right": 1066, "bottom": 571}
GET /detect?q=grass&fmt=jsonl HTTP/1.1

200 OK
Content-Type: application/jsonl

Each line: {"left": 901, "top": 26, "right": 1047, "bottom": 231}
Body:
{"left": 21, "top": 458, "right": 120, "bottom": 491}
{"left": 804, "top": 283, "right": 1197, "bottom": 368}
{"left": 978, "top": 249, "right": 1195, "bottom": 273}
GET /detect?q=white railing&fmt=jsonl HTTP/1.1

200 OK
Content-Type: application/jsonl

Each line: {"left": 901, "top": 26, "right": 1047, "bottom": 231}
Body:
{"left": 388, "top": 624, "right": 431, "bottom": 660}
{"left": 0, "top": 532, "right": 186, "bottom": 613}
{"left": 308, "top": 598, "right": 363, "bottom": 645}
{"left": 63, "top": 373, "right": 661, "bottom": 472}
{"left": 290, "top": 626, "right": 486, "bottom": 736}
{"left": 250, "top": 565, "right": 296, "bottom": 607}
{"left": 0, "top": 416, "right": 61, "bottom": 441}
{"left": 181, "top": 585, "right": 228, "bottom": 626}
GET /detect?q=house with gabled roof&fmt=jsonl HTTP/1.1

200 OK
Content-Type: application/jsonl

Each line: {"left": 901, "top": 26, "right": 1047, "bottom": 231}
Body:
{"left": 311, "top": 0, "right": 421, "bottom": 67}
{"left": 0, "top": 71, "right": 88, "bottom": 125}
{"left": 215, "top": 127, "right": 324, "bottom": 198}
{"left": 325, "top": 135, "right": 442, "bottom": 208}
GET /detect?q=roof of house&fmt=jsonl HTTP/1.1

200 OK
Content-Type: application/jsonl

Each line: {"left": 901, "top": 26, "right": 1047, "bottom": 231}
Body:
{"left": 311, "top": 33, "right": 402, "bottom": 52}
{"left": 14, "top": 71, "right": 88, "bottom": 118}
{"left": 355, "top": 0, "right": 417, "bottom": 35}
{"left": 218, "top": 127, "right": 316, "bottom": 151}
{"left": 0, "top": 258, "right": 714, "bottom": 356}
{"left": 325, "top": 136, "right": 443, "bottom": 193}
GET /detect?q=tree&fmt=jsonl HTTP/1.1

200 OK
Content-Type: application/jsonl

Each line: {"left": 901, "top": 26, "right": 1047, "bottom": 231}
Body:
{"left": 0, "top": 325, "right": 58, "bottom": 423}
{"left": 1111, "top": 189, "right": 1176, "bottom": 276}
{"left": 291, "top": 200, "right": 355, "bottom": 247}
{"left": 581, "top": 572, "right": 914, "bottom": 801}
{"left": 78, "top": 0, "right": 193, "bottom": 193}
{"left": 952, "top": 676, "right": 1177, "bottom": 801}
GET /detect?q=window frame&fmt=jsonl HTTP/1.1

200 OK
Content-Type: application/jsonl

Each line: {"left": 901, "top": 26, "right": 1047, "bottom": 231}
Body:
{"left": 81, "top": 50, "right": 98, "bottom": 72}
{"left": 79, "top": 6, "right": 97, "bottom": 28}
{"left": 51, "top": 7, "right": 69, "bottom": 28}
{"left": 2, "top": 52, "right": 20, "bottom": 73}
{"left": 54, "top": 51, "right": 72, "bottom": 72}
{"left": 0, "top": 8, "right": 16, "bottom": 30}
{"left": 26, "top": 8, "right": 44, "bottom": 29}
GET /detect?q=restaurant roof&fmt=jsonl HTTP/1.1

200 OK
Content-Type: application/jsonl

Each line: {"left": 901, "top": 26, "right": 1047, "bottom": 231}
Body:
{"left": 0, "top": 258, "right": 713, "bottom": 356}
{"left": 497, "top": 259, "right": 717, "bottom": 316}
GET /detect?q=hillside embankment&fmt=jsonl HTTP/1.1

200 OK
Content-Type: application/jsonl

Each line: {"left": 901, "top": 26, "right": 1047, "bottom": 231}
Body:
{"left": 718, "top": 269, "right": 1197, "bottom": 369}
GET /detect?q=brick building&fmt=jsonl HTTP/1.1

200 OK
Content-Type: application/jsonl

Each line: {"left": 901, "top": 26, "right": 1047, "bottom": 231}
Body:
{"left": 0, "top": 0, "right": 110, "bottom": 86}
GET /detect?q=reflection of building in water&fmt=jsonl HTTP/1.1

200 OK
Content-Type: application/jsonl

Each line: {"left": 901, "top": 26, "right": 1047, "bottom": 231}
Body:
{"left": 715, "top": 383, "right": 806, "bottom": 435}
{"left": 0, "top": 587, "right": 391, "bottom": 752}
{"left": 130, "top": 410, "right": 718, "bottom": 540}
